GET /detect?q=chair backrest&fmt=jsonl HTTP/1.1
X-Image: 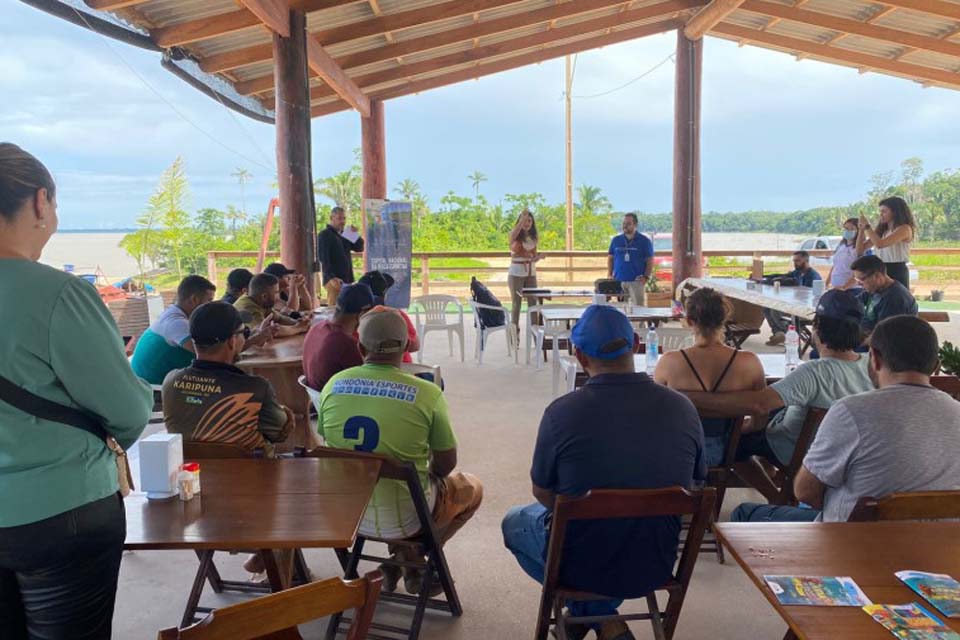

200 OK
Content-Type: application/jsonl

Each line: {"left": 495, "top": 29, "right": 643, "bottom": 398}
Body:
{"left": 411, "top": 295, "right": 460, "bottom": 326}
{"left": 657, "top": 326, "right": 695, "bottom": 353}
{"left": 726, "top": 297, "right": 765, "bottom": 329}
{"left": 399, "top": 362, "right": 443, "bottom": 388}
{"left": 157, "top": 572, "right": 383, "bottom": 640}
{"left": 776, "top": 407, "right": 828, "bottom": 505}
{"left": 183, "top": 441, "right": 255, "bottom": 460}
{"left": 919, "top": 311, "right": 950, "bottom": 323}
{"left": 930, "top": 375, "right": 960, "bottom": 401}
{"left": 298, "top": 375, "right": 324, "bottom": 413}
{"left": 544, "top": 488, "right": 716, "bottom": 598}
{"left": 848, "top": 490, "right": 960, "bottom": 522}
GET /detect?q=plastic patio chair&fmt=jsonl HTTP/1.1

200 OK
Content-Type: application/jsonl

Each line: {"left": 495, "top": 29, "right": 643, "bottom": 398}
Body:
{"left": 469, "top": 301, "right": 517, "bottom": 365}
{"left": 656, "top": 326, "right": 695, "bottom": 353}
{"left": 411, "top": 295, "right": 465, "bottom": 363}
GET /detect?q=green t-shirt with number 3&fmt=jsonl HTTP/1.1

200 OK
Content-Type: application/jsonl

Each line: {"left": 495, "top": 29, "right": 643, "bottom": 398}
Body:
{"left": 318, "top": 363, "right": 457, "bottom": 538}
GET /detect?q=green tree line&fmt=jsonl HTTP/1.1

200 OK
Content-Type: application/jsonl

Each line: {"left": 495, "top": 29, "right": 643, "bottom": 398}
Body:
{"left": 121, "top": 155, "right": 960, "bottom": 281}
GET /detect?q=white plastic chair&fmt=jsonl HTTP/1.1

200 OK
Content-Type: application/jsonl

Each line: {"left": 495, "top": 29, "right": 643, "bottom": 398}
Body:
{"left": 469, "top": 302, "right": 518, "bottom": 365}
{"left": 657, "top": 326, "right": 696, "bottom": 352}
{"left": 559, "top": 355, "right": 580, "bottom": 395}
{"left": 399, "top": 362, "right": 443, "bottom": 389}
{"left": 411, "top": 295, "right": 465, "bottom": 363}
{"left": 298, "top": 375, "right": 323, "bottom": 415}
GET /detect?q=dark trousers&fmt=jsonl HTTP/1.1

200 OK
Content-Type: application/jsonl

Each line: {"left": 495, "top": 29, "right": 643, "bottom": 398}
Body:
{"left": 0, "top": 493, "right": 126, "bottom": 640}
{"left": 885, "top": 261, "right": 910, "bottom": 289}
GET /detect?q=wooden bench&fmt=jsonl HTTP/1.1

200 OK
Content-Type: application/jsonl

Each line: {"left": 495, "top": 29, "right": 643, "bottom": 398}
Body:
{"left": 919, "top": 310, "right": 951, "bottom": 323}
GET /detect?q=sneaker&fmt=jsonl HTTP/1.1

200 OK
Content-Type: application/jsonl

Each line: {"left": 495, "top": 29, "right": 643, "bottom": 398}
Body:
{"left": 378, "top": 562, "right": 400, "bottom": 593}
{"left": 553, "top": 622, "right": 591, "bottom": 640}
{"left": 598, "top": 621, "right": 636, "bottom": 640}
{"left": 766, "top": 332, "right": 785, "bottom": 346}
{"left": 403, "top": 568, "right": 444, "bottom": 597}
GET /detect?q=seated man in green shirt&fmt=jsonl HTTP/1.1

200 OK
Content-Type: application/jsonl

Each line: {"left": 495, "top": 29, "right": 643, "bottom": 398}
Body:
{"left": 162, "top": 301, "right": 295, "bottom": 456}
{"left": 318, "top": 309, "right": 483, "bottom": 595}
{"left": 234, "top": 273, "right": 308, "bottom": 337}
{"left": 131, "top": 275, "right": 216, "bottom": 384}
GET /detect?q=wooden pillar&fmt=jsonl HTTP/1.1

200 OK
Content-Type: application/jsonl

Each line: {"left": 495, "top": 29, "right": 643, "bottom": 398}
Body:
{"left": 672, "top": 30, "right": 703, "bottom": 293}
{"left": 274, "top": 10, "right": 317, "bottom": 298}
{"left": 361, "top": 99, "right": 386, "bottom": 271}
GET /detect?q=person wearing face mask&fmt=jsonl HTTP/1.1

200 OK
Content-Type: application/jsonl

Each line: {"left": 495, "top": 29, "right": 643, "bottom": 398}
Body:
{"left": 0, "top": 144, "right": 153, "bottom": 639}
{"left": 826, "top": 218, "right": 866, "bottom": 292}
{"left": 729, "top": 315, "right": 960, "bottom": 523}
{"left": 858, "top": 196, "right": 916, "bottom": 289}
{"left": 162, "top": 302, "right": 295, "bottom": 456}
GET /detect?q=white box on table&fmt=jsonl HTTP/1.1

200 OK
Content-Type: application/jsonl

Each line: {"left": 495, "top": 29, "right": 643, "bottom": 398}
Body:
{"left": 139, "top": 433, "right": 183, "bottom": 499}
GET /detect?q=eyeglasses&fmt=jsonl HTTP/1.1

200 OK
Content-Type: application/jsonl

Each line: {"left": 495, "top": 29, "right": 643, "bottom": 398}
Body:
{"left": 237, "top": 326, "right": 252, "bottom": 340}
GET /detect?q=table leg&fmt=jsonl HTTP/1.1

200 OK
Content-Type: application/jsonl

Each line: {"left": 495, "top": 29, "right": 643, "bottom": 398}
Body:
{"left": 259, "top": 549, "right": 289, "bottom": 592}
{"left": 181, "top": 550, "right": 215, "bottom": 628}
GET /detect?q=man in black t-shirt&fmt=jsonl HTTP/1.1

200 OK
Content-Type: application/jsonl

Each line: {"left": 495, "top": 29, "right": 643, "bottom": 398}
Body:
{"left": 317, "top": 206, "right": 365, "bottom": 306}
{"left": 502, "top": 305, "right": 705, "bottom": 640}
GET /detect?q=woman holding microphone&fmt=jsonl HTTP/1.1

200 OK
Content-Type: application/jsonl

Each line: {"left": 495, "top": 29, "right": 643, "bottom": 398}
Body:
{"left": 858, "top": 196, "right": 916, "bottom": 288}
{"left": 507, "top": 209, "right": 540, "bottom": 339}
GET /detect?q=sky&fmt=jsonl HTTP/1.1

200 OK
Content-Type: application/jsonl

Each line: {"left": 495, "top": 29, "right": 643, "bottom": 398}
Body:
{"left": 3, "top": 0, "right": 960, "bottom": 229}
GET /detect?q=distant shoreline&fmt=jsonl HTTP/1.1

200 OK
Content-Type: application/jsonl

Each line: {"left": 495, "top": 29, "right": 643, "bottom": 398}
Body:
{"left": 58, "top": 229, "right": 135, "bottom": 233}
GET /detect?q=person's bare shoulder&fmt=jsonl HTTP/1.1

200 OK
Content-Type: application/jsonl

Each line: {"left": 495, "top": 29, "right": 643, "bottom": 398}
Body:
{"left": 735, "top": 349, "right": 766, "bottom": 384}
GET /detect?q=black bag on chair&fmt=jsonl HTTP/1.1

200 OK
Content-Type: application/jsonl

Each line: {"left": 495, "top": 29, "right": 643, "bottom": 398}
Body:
{"left": 470, "top": 277, "right": 505, "bottom": 329}
{"left": 594, "top": 278, "right": 623, "bottom": 296}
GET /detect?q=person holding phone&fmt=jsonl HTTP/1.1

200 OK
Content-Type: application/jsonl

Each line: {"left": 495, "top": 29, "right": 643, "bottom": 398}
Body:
{"left": 858, "top": 196, "right": 916, "bottom": 289}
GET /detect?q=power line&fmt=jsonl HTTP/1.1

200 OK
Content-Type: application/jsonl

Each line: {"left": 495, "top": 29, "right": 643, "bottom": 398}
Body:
{"left": 69, "top": 7, "right": 276, "bottom": 172}
{"left": 571, "top": 52, "right": 675, "bottom": 99}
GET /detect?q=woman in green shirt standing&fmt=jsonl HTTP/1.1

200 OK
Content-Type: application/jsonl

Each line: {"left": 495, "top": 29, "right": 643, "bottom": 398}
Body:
{"left": 0, "top": 144, "right": 153, "bottom": 639}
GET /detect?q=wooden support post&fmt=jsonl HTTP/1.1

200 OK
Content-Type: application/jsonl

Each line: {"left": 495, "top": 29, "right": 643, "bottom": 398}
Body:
{"left": 361, "top": 99, "right": 387, "bottom": 272}
{"left": 672, "top": 30, "right": 703, "bottom": 292}
{"left": 565, "top": 55, "right": 574, "bottom": 282}
{"left": 207, "top": 252, "right": 218, "bottom": 287}
{"left": 273, "top": 9, "right": 317, "bottom": 302}
{"left": 421, "top": 255, "right": 430, "bottom": 295}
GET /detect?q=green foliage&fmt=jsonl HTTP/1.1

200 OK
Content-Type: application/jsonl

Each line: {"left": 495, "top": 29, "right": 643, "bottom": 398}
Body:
{"left": 938, "top": 341, "right": 960, "bottom": 376}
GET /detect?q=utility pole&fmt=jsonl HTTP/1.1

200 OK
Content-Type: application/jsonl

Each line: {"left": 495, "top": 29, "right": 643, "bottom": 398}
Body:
{"left": 565, "top": 55, "right": 574, "bottom": 281}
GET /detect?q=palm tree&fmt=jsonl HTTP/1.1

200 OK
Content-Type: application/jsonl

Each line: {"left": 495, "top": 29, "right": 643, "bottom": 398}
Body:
{"left": 231, "top": 167, "right": 253, "bottom": 221}
{"left": 576, "top": 184, "right": 612, "bottom": 217}
{"left": 467, "top": 170, "right": 487, "bottom": 200}
{"left": 395, "top": 178, "right": 429, "bottom": 228}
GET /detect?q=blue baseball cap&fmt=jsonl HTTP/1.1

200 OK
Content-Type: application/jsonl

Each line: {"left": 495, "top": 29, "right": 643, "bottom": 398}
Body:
{"left": 571, "top": 305, "right": 635, "bottom": 360}
{"left": 336, "top": 282, "right": 375, "bottom": 314}
{"left": 815, "top": 289, "right": 864, "bottom": 323}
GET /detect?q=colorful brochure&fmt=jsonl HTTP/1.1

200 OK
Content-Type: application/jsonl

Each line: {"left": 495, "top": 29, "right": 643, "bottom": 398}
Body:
{"left": 763, "top": 575, "right": 872, "bottom": 606}
{"left": 896, "top": 571, "right": 960, "bottom": 618}
{"left": 863, "top": 603, "right": 960, "bottom": 639}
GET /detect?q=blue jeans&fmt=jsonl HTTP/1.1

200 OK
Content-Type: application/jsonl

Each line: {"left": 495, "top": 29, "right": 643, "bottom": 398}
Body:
{"left": 501, "top": 503, "right": 622, "bottom": 627}
{"left": 731, "top": 502, "right": 821, "bottom": 522}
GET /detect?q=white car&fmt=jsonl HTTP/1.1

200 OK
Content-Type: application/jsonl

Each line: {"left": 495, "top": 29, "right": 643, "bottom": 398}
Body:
{"left": 798, "top": 236, "right": 841, "bottom": 266}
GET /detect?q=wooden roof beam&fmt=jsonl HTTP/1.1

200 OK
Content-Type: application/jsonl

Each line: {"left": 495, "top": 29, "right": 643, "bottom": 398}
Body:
{"left": 306, "top": 36, "right": 370, "bottom": 116}
{"left": 310, "top": 18, "right": 681, "bottom": 117}
{"left": 204, "top": 0, "right": 654, "bottom": 74}
{"left": 232, "top": 0, "right": 697, "bottom": 93}
{"left": 299, "top": 0, "right": 701, "bottom": 103}
{"left": 84, "top": 0, "right": 149, "bottom": 9}
{"left": 685, "top": 0, "right": 748, "bottom": 39}
{"left": 873, "top": 0, "right": 960, "bottom": 21}
{"left": 741, "top": 0, "right": 960, "bottom": 59}
{"left": 709, "top": 22, "right": 960, "bottom": 89}
{"left": 237, "top": 0, "right": 291, "bottom": 37}
{"left": 152, "top": 0, "right": 359, "bottom": 48}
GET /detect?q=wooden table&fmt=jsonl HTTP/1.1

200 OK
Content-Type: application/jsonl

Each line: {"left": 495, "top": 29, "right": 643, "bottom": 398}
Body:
{"left": 681, "top": 277, "right": 818, "bottom": 322}
{"left": 521, "top": 288, "right": 597, "bottom": 299}
{"left": 125, "top": 457, "right": 381, "bottom": 626}
{"left": 714, "top": 522, "right": 960, "bottom": 639}
{"left": 238, "top": 333, "right": 314, "bottom": 451}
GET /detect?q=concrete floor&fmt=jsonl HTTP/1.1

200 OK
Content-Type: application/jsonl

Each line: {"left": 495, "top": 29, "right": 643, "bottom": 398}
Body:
{"left": 116, "top": 314, "right": 959, "bottom": 639}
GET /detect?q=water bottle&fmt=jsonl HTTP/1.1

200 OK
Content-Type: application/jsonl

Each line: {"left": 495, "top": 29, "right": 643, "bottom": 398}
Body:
{"left": 646, "top": 323, "right": 659, "bottom": 375}
{"left": 785, "top": 324, "right": 800, "bottom": 373}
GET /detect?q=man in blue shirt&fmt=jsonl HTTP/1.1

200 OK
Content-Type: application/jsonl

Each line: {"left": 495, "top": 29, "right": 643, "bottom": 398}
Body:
{"left": 607, "top": 213, "right": 654, "bottom": 286}
{"left": 765, "top": 250, "right": 822, "bottom": 346}
{"left": 502, "top": 305, "right": 705, "bottom": 640}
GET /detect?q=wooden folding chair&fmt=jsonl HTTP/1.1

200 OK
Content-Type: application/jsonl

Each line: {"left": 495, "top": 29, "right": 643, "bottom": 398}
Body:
{"left": 930, "top": 375, "right": 960, "bottom": 400}
{"left": 158, "top": 571, "right": 383, "bottom": 640}
{"left": 733, "top": 408, "right": 827, "bottom": 506}
{"left": 177, "top": 442, "right": 310, "bottom": 628}
{"left": 535, "top": 487, "right": 717, "bottom": 640}
{"left": 689, "top": 414, "right": 743, "bottom": 564}
{"left": 306, "top": 447, "right": 462, "bottom": 640}
{"left": 848, "top": 490, "right": 960, "bottom": 522}
{"left": 722, "top": 298, "right": 764, "bottom": 348}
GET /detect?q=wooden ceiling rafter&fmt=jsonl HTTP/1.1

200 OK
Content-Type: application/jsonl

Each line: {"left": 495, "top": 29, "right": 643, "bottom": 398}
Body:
{"left": 709, "top": 21, "right": 960, "bottom": 89}
{"left": 286, "top": 0, "right": 695, "bottom": 105}
{"left": 84, "top": 0, "right": 150, "bottom": 8}
{"left": 685, "top": 0, "right": 748, "bottom": 39}
{"left": 306, "top": 36, "right": 371, "bottom": 115}
{"left": 310, "top": 18, "right": 680, "bottom": 116}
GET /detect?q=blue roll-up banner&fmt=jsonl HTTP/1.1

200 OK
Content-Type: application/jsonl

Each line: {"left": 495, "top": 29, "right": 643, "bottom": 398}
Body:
{"left": 363, "top": 199, "right": 413, "bottom": 309}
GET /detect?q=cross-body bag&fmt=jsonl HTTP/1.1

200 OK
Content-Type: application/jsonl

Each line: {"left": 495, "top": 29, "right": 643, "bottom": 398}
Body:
{"left": 0, "top": 373, "right": 134, "bottom": 496}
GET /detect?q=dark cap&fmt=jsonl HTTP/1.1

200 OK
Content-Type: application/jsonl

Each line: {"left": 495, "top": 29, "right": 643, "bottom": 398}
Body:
{"left": 337, "top": 283, "right": 375, "bottom": 314}
{"left": 190, "top": 301, "right": 246, "bottom": 347}
{"left": 815, "top": 289, "right": 864, "bottom": 323}
{"left": 264, "top": 262, "right": 296, "bottom": 277}
{"left": 358, "top": 270, "right": 395, "bottom": 303}
{"left": 571, "top": 305, "right": 635, "bottom": 360}
{"left": 226, "top": 268, "right": 254, "bottom": 291}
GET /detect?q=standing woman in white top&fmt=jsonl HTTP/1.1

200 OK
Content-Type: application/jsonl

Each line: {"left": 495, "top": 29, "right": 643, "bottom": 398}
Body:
{"left": 507, "top": 209, "right": 540, "bottom": 333}
{"left": 827, "top": 217, "right": 865, "bottom": 291}
{"left": 858, "top": 196, "right": 916, "bottom": 288}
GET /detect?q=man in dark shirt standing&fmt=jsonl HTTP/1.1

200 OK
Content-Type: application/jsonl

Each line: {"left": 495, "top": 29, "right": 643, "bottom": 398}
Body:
{"left": 502, "top": 305, "right": 705, "bottom": 640}
{"left": 302, "top": 283, "right": 374, "bottom": 391}
{"left": 318, "top": 206, "right": 365, "bottom": 306}
{"left": 851, "top": 254, "right": 918, "bottom": 334}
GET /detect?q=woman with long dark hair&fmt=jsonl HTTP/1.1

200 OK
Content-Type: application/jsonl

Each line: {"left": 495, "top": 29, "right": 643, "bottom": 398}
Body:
{"left": 858, "top": 196, "right": 916, "bottom": 288}
{"left": 826, "top": 217, "right": 865, "bottom": 291}
{"left": 0, "top": 144, "right": 152, "bottom": 639}
{"left": 507, "top": 208, "right": 540, "bottom": 334}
